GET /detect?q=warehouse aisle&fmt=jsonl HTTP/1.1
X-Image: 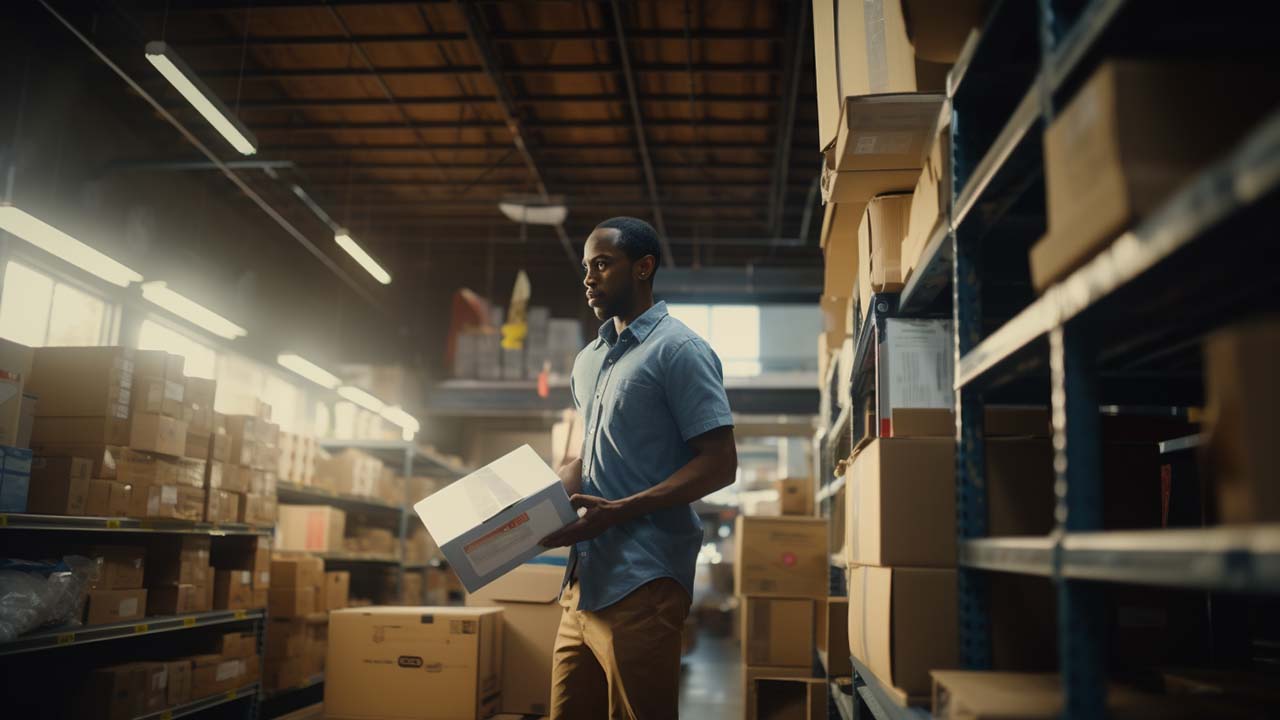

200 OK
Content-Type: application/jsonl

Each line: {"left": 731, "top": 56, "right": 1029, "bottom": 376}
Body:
{"left": 680, "top": 632, "right": 742, "bottom": 719}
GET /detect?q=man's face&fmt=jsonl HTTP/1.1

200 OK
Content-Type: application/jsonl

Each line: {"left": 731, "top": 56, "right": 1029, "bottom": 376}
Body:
{"left": 582, "top": 229, "right": 635, "bottom": 321}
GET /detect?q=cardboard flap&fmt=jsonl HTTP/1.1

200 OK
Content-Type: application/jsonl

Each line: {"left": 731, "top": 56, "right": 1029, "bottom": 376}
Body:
{"left": 832, "top": 94, "right": 945, "bottom": 172}
{"left": 471, "top": 562, "right": 563, "bottom": 604}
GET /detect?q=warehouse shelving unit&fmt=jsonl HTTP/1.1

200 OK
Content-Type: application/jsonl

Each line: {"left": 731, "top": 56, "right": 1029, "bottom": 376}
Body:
{"left": 0, "top": 512, "right": 271, "bottom": 537}
{"left": 135, "top": 683, "right": 261, "bottom": 720}
{"left": 944, "top": 1, "right": 1280, "bottom": 719}
{"left": 0, "top": 608, "right": 264, "bottom": 657}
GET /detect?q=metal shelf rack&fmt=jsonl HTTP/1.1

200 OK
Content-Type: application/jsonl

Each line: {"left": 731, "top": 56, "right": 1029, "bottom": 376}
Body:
{"left": 946, "top": 2, "right": 1280, "bottom": 718}
{"left": 850, "top": 657, "right": 933, "bottom": 720}
{"left": 0, "top": 512, "right": 271, "bottom": 536}
{"left": 275, "top": 482, "right": 402, "bottom": 513}
{"left": 0, "top": 609, "right": 263, "bottom": 657}
{"left": 135, "top": 682, "right": 260, "bottom": 720}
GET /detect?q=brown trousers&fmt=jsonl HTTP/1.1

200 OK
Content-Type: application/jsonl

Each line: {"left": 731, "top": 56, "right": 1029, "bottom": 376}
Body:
{"left": 549, "top": 577, "right": 691, "bottom": 720}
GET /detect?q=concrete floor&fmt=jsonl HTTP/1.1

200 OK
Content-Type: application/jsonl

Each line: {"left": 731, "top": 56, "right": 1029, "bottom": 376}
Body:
{"left": 679, "top": 631, "right": 743, "bottom": 719}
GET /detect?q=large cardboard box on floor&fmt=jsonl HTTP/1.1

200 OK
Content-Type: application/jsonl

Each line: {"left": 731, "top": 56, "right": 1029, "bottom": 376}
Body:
{"left": 857, "top": 194, "right": 912, "bottom": 317}
{"left": 465, "top": 559, "right": 565, "bottom": 716}
{"left": 817, "top": 597, "right": 852, "bottom": 677}
{"left": 276, "top": 504, "right": 346, "bottom": 552}
{"left": 325, "top": 606, "right": 503, "bottom": 720}
{"left": 744, "top": 665, "right": 812, "bottom": 720}
{"left": 414, "top": 444, "right": 577, "bottom": 593}
{"left": 1204, "top": 317, "right": 1280, "bottom": 523}
{"left": 812, "top": 0, "right": 952, "bottom": 152}
{"left": 734, "top": 516, "right": 828, "bottom": 598}
{"left": 741, "top": 596, "right": 815, "bottom": 668}
{"left": 752, "top": 677, "right": 827, "bottom": 720}
{"left": 848, "top": 565, "right": 957, "bottom": 703}
{"left": 1031, "top": 60, "right": 1280, "bottom": 291}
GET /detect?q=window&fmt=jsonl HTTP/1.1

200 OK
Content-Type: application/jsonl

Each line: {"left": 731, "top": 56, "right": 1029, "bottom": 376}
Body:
{"left": 668, "top": 303, "right": 761, "bottom": 377}
{"left": 262, "top": 373, "right": 302, "bottom": 433}
{"left": 0, "top": 260, "right": 110, "bottom": 347}
{"left": 138, "top": 319, "right": 218, "bottom": 379}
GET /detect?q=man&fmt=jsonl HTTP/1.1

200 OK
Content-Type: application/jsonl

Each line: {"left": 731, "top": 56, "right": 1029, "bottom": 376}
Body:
{"left": 540, "top": 217, "right": 738, "bottom": 719}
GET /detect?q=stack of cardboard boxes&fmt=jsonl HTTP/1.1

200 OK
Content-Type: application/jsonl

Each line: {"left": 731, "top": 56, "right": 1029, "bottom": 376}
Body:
{"left": 145, "top": 535, "right": 214, "bottom": 615}
{"left": 263, "top": 554, "right": 345, "bottom": 691}
{"left": 224, "top": 411, "right": 280, "bottom": 526}
{"left": 277, "top": 431, "right": 318, "bottom": 487}
{"left": 276, "top": 504, "right": 346, "bottom": 553}
{"left": 189, "top": 631, "right": 261, "bottom": 698}
{"left": 210, "top": 536, "right": 272, "bottom": 611}
{"left": 83, "top": 544, "right": 148, "bottom": 625}
{"left": 0, "top": 339, "right": 35, "bottom": 512}
{"left": 82, "top": 657, "right": 195, "bottom": 718}
{"left": 314, "top": 448, "right": 384, "bottom": 498}
{"left": 734, "top": 515, "right": 830, "bottom": 719}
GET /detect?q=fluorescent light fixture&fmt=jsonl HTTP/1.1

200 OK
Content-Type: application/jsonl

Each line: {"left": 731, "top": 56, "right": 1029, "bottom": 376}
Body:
{"left": 0, "top": 204, "right": 142, "bottom": 287}
{"left": 334, "top": 229, "right": 391, "bottom": 285}
{"left": 498, "top": 199, "right": 567, "bottom": 226}
{"left": 380, "top": 405, "right": 420, "bottom": 434}
{"left": 141, "top": 281, "right": 246, "bottom": 339}
{"left": 145, "top": 41, "right": 258, "bottom": 156}
{"left": 338, "top": 385, "right": 385, "bottom": 413}
{"left": 277, "top": 353, "right": 340, "bottom": 389}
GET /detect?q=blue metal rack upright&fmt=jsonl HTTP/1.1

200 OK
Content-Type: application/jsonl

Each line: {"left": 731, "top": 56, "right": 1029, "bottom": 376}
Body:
{"left": 940, "top": 1, "right": 1280, "bottom": 718}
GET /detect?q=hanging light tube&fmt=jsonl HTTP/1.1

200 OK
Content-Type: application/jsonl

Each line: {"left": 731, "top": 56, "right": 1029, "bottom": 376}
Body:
{"left": 277, "top": 353, "right": 340, "bottom": 389}
{"left": 334, "top": 228, "right": 392, "bottom": 285}
{"left": 145, "top": 41, "right": 258, "bottom": 156}
{"left": 141, "top": 281, "right": 246, "bottom": 339}
{"left": 0, "top": 204, "right": 143, "bottom": 287}
{"left": 380, "top": 405, "right": 421, "bottom": 434}
{"left": 337, "top": 385, "right": 385, "bottom": 413}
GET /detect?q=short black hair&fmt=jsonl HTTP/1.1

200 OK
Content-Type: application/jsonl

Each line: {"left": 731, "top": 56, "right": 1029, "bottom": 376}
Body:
{"left": 595, "top": 217, "right": 661, "bottom": 278}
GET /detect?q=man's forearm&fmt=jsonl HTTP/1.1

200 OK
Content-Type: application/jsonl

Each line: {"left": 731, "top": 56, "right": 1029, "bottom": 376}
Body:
{"left": 618, "top": 450, "right": 734, "bottom": 521}
{"left": 558, "top": 457, "right": 584, "bottom": 496}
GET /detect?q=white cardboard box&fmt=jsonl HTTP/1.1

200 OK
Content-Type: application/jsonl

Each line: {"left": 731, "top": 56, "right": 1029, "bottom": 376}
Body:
{"left": 875, "top": 318, "right": 954, "bottom": 437}
{"left": 414, "top": 445, "right": 577, "bottom": 592}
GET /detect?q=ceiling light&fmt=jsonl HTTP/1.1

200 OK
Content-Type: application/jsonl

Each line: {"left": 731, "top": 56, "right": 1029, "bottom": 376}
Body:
{"left": 380, "top": 405, "right": 421, "bottom": 434}
{"left": 338, "top": 385, "right": 385, "bottom": 413}
{"left": 0, "top": 204, "right": 142, "bottom": 287}
{"left": 277, "top": 353, "right": 340, "bottom": 389}
{"left": 141, "top": 281, "right": 246, "bottom": 339}
{"left": 334, "top": 229, "right": 391, "bottom": 285}
{"left": 498, "top": 198, "right": 568, "bottom": 226}
{"left": 145, "top": 41, "right": 258, "bottom": 156}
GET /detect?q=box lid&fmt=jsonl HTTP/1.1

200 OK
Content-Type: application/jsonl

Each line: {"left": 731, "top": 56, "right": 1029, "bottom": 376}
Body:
{"left": 414, "top": 444, "right": 564, "bottom": 545}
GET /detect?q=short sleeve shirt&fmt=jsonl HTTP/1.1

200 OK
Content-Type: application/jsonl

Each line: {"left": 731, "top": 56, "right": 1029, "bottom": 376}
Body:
{"left": 566, "top": 301, "right": 734, "bottom": 611}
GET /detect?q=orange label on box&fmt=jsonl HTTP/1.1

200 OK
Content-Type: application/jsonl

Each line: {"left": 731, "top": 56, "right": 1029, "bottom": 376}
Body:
{"left": 463, "top": 512, "right": 529, "bottom": 554}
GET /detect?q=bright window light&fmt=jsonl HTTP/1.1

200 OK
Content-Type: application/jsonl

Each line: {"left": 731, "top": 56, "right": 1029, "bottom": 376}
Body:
{"left": 0, "top": 205, "right": 142, "bottom": 287}
{"left": 138, "top": 319, "right": 218, "bottom": 379}
{"left": 668, "top": 303, "right": 761, "bottom": 377}
{"left": 277, "top": 352, "right": 340, "bottom": 389}
{"left": 141, "top": 281, "right": 246, "bottom": 340}
{"left": 263, "top": 374, "right": 301, "bottom": 433}
{"left": 145, "top": 42, "right": 258, "bottom": 156}
{"left": 0, "top": 261, "right": 111, "bottom": 347}
{"left": 334, "top": 401, "right": 357, "bottom": 439}
{"left": 338, "top": 385, "right": 385, "bottom": 413}
{"left": 335, "top": 229, "right": 391, "bottom": 285}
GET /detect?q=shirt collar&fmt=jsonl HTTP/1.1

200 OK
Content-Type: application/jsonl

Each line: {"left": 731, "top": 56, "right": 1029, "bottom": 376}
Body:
{"left": 595, "top": 301, "right": 669, "bottom": 348}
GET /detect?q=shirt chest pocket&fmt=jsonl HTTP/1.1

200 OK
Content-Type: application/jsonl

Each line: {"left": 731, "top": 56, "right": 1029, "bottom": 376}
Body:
{"left": 603, "top": 378, "right": 664, "bottom": 434}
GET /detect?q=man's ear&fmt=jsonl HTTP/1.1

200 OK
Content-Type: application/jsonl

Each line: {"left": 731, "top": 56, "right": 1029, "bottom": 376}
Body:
{"left": 636, "top": 255, "right": 656, "bottom": 282}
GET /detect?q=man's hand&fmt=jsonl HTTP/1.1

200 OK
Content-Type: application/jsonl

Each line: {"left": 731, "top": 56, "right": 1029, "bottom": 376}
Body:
{"left": 539, "top": 494, "right": 632, "bottom": 548}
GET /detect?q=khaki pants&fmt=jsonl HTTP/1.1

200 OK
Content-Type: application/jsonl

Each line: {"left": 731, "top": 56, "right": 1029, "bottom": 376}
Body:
{"left": 549, "top": 577, "right": 691, "bottom": 720}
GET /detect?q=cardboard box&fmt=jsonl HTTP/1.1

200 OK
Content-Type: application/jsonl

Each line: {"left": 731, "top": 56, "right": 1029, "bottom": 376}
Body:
{"left": 146, "top": 535, "right": 211, "bottom": 586}
{"left": 813, "top": 0, "right": 948, "bottom": 151}
{"left": 88, "top": 545, "right": 146, "bottom": 589}
{"left": 734, "top": 516, "right": 829, "bottom": 598}
{"left": 83, "top": 663, "right": 148, "bottom": 720}
{"left": 209, "top": 432, "right": 231, "bottom": 465}
{"left": 317, "top": 448, "right": 383, "bottom": 497}
{"left": 86, "top": 479, "right": 132, "bottom": 517}
{"left": 744, "top": 665, "right": 812, "bottom": 720}
{"left": 29, "top": 443, "right": 122, "bottom": 479}
{"left": 237, "top": 492, "right": 275, "bottom": 527}
{"left": 414, "top": 445, "right": 576, "bottom": 593}
{"left": 191, "top": 654, "right": 256, "bottom": 697}
{"left": 148, "top": 583, "right": 203, "bottom": 615}
{"left": 266, "top": 656, "right": 308, "bottom": 692}
{"left": 226, "top": 415, "right": 258, "bottom": 468}
{"left": 269, "top": 586, "right": 316, "bottom": 618}
{"left": 185, "top": 432, "right": 210, "bottom": 461}
{"left": 276, "top": 505, "right": 346, "bottom": 552}
{"left": 464, "top": 561, "right": 563, "bottom": 715}
{"left": 776, "top": 478, "right": 814, "bottom": 517}
{"left": 27, "top": 346, "right": 132, "bottom": 418}
{"left": 271, "top": 555, "right": 325, "bottom": 590}
{"left": 848, "top": 565, "right": 957, "bottom": 703}
{"left": 927, "top": 671, "right": 1234, "bottom": 720}
{"left": 888, "top": 406, "right": 1052, "bottom": 439}
{"left": 742, "top": 596, "right": 815, "bottom": 668}
{"left": 0, "top": 445, "right": 33, "bottom": 512}
{"left": 324, "top": 571, "right": 350, "bottom": 611}
{"left": 903, "top": 109, "right": 951, "bottom": 281}
{"left": 875, "top": 319, "right": 953, "bottom": 437}
{"left": 900, "top": 0, "right": 988, "bottom": 63}
{"left": 0, "top": 340, "right": 32, "bottom": 448}
{"left": 129, "top": 413, "right": 188, "bottom": 458}
{"left": 857, "top": 193, "right": 912, "bottom": 316}
{"left": 1032, "top": 61, "right": 1279, "bottom": 291}
{"left": 220, "top": 464, "right": 250, "bottom": 493}
{"left": 820, "top": 95, "right": 941, "bottom": 208}
{"left": 118, "top": 449, "right": 205, "bottom": 489}
{"left": 752, "top": 677, "right": 827, "bottom": 720}
{"left": 817, "top": 597, "right": 852, "bottom": 677}
{"left": 129, "top": 484, "right": 205, "bottom": 521}
{"left": 1204, "top": 318, "right": 1280, "bottom": 523}
{"left": 85, "top": 588, "right": 148, "bottom": 625}
{"left": 27, "top": 455, "right": 91, "bottom": 515}
{"left": 215, "top": 569, "right": 254, "bottom": 610}
{"left": 204, "top": 488, "right": 240, "bottom": 524}
{"left": 134, "top": 350, "right": 184, "bottom": 385}
{"left": 131, "top": 376, "right": 185, "bottom": 419}
{"left": 166, "top": 660, "right": 192, "bottom": 706}
{"left": 325, "top": 607, "right": 503, "bottom": 720}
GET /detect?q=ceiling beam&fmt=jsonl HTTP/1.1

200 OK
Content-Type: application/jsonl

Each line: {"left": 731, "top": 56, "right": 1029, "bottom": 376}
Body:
{"left": 167, "top": 28, "right": 785, "bottom": 48}
{"left": 188, "top": 92, "right": 812, "bottom": 110}
{"left": 301, "top": 179, "right": 811, "bottom": 188}
{"left": 768, "top": 0, "right": 808, "bottom": 239}
{"left": 246, "top": 117, "right": 786, "bottom": 131}
{"left": 265, "top": 141, "right": 790, "bottom": 152}
{"left": 453, "top": 0, "right": 578, "bottom": 271}
{"left": 189, "top": 63, "right": 787, "bottom": 80}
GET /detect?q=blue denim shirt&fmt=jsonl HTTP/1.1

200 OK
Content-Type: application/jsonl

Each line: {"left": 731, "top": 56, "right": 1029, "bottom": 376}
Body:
{"left": 565, "top": 301, "right": 734, "bottom": 611}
